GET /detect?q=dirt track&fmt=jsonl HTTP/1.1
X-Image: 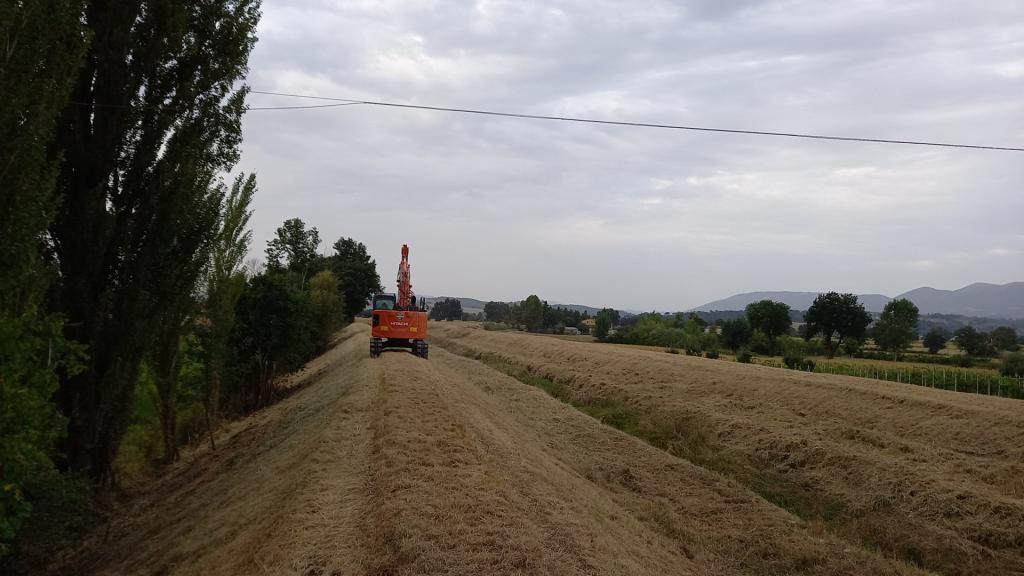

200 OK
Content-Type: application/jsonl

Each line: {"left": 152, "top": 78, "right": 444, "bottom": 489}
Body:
{"left": 53, "top": 322, "right": 936, "bottom": 575}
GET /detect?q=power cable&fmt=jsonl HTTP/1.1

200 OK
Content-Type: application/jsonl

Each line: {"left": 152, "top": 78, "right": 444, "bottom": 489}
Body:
{"left": 249, "top": 89, "right": 1024, "bottom": 152}
{"left": 70, "top": 100, "right": 361, "bottom": 111}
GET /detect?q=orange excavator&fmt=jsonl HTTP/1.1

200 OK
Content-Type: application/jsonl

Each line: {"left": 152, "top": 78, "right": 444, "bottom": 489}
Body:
{"left": 370, "top": 244, "right": 429, "bottom": 358}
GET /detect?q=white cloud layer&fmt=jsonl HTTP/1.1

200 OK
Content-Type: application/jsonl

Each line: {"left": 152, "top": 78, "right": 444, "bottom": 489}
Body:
{"left": 237, "top": 0, "right": 1024, "bottom": 310}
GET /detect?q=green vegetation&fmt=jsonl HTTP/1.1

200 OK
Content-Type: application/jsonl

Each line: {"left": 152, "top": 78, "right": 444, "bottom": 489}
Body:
{"left": 483, "top": 301, "right": 511, "bottom": 322}
{"left": 953, "top": 326, "right": 991, "bottom": 357}
{"left": 1002, "top": 353, "right": 1024, "bottom": 378}
{"left": 803, "top": 292, "right": 872, "bottom": 358}
{"left": 0, "top": 2, "right": 386, "bottom": 568}
{"left": 720, "top": 317, "right": 752, "bottom": 350}
{"left": 265, "top": 218, "right": 322, "bottom": 284}
{"left": 606, "top": 312, "right": 719, "bottom": 354}
{"left": 990, "top": 326, "right": 1019, "bottom": 352}
{"left": 328, "top": 238, "right": 382, "bottom": 321}
{"left": 482, "top": 297, "right": 599, "bottom": 334}
{"left": 782, "top": 340, "right": 816, "bottom": 371}
{"left": 745, "top": 300, "right": 792, "bottom": 355}
{"left": 922, "top": 328, "right": 949, "bottom": 354}
{"left": 872, "top": 298, "right": 920, "bottom": 358}
{"left": 430, "top": 298, "right": 464, "bottom": 321}
{"left": 309, "top": 271, "right": 345, "bottom": 352}
{"left": 755, "top": 357, "right": 1024, "bottom": 399}
{"left": 594, "top": 311, "right": 612, "bottom": 340}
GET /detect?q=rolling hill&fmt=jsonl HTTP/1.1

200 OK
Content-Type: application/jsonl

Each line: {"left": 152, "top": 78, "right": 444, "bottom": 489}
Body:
{"left": 692, "top": 291, "right": 892, "bottom": 313}
{"left": 692, "top": 282, "right": 1024, "bottom": 318}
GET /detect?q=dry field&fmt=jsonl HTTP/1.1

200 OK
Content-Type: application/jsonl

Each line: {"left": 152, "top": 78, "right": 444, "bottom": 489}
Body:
{"left": 432, "top": 323, "right": 1024, "bottom": 576}
{"left": 48, "top": 322, "right": 933, "bottom": 576}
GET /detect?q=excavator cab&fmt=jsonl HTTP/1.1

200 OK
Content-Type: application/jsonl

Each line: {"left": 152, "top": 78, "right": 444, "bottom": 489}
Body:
{"left": 373, "top": 294, "right": 397, "bottom": 310}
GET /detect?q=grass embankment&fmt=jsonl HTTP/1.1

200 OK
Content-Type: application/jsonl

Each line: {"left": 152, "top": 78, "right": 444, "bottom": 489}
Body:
{"left": 439, "top": 341, "right": 847, "bottom": 526}
{"left": 432, "top": 325, "right": 1024, "bottom": 575}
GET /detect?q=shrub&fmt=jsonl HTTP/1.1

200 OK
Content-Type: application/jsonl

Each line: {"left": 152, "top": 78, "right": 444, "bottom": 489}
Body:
{"left": 782, "top": 340, "right": 815, "bottom": 370}
{"left": 736, "top": 348, "right": 753, "bottom": 363}
{"left": 664, "top": 348, "right": 680, "bottom": 354}
{"left": 749, "top": 330, "right": 772, "bottom": 355}
{"left": 482, "top": 322, "right": 512, "bottom": 331}
{"left": 1001, "top": 352, "right": 1024, "bottom": 377}
{"left": 705, "top": 350, "right": 720, "bottom": 359}
{"left": 841, "top": 338, "right": 862, "bottom": 357}
{"left": 721, "top": 317, "right": 752, "bottom": 349}
{"left": 954, "top": 356, "right": 974, "bottom": 368}
{"left": 683, "top": 333, "right": 704, "bottom": 356}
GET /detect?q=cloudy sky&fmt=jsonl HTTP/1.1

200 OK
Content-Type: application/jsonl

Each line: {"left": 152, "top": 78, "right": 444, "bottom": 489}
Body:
{"left": 236, "top": 0, "right": 1023, "bottom": 311}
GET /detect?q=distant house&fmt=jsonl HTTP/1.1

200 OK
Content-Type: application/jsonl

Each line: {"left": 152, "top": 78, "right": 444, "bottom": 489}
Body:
{"left": 581, "top": 318, "right": 597, "bottom": 329}
{"left": 564, "top": 326, "right": 580, "bottom": 336}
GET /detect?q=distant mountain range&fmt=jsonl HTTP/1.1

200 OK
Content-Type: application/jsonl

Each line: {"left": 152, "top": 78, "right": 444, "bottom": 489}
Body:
{"left": 692, "top": 282, "right": 1024, "bottom": 319}
{"left": 693, "top": 291, "right": 891, "bottom": 313}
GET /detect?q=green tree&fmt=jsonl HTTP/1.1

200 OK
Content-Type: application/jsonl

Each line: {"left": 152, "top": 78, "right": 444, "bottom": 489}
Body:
{"left": 484, "top": 301, "right": 510, "bottom": 322}
{"left": 329, "top": 238, "right": 383, "bottom": 322}
{"left": 595, "top": 313, "right": 612, "bottom": 341}
{"left": 990, "top": 326, "right": 1018, "bottom": 351}
{"left": 231, "top": 274, "right": 315, "bottom": 412}
{"left": 520, "top": 295, "right": 544, "bottom": 331}
{"left": 1001, "top": 352, "right": 1024, "bottom": 377}
{"left": 803, "top": 292, "right": 872, "bottom": 358}
{"left": 953, "top": 326, "right": 987, "bottom": 357}
{"left": 598, "top": 308, "right": 621, "bottom": 326}
{"left": 308, "top": 271, "right": 345, "bottom": 351}
{"left": 0, "top": 0, "right": 89, "bottom": 555}
{"left": 265, "top": 218, "right": 321, "bottom": 285}
{"left": 149, "top": 172, "right": 229, "bottom": 463}
{"left": 720, "top": 317, "right": 752, "bottom": 350}
{"left": 429, "top": 298, "right": 463, "bottom": 321}
{"left": 48, "top": 0, "right": 261, "bottom": 479}
{"left": 872, "top": 298, "right": 920, "bottom": 359}
{"left": 199, "top": 174, "right": 256, "bottom": 443}
{"left": 745, "top": 300, "right": 792, "bottom": 355}
{"left": 922, "top": 328, "right": 949, "bottom": 355}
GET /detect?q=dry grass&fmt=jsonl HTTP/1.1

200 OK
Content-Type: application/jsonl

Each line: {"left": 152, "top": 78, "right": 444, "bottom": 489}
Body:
{"left": 48, "top": 322, "right": 929, "bottom": 576}
{"left": 433, "top": 322, "right": 1024, "bottom": 576}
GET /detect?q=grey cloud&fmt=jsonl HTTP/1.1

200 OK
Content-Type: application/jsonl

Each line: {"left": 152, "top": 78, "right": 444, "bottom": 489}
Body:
{"left": 237, "top": 0, "right": 1023, "bottom": 310}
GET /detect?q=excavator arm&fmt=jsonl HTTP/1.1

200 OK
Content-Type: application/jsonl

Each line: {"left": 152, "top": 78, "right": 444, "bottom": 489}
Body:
{"left": 370, "top": 244, "right": 428, "bottom": 358}
{"left": 397, "top": 244, "right": 413, "bottom": 310}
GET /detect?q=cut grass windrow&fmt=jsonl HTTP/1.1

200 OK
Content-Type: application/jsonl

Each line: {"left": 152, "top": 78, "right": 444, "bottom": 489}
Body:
{"left": 434, "top": 337, "right": 851, "bottom": 530}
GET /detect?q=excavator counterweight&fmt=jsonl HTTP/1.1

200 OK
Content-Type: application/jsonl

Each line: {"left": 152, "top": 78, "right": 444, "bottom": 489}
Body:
{"left": 370, "top": 244, "right": 429, "bottom": 358}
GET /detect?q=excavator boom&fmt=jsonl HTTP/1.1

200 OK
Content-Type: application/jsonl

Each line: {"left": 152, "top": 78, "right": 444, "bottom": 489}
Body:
{"left": 370, "top": 244, "right": 429, "bottom": 359}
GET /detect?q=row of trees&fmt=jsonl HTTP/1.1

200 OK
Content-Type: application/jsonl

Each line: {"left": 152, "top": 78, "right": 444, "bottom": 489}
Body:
{"left": 713, "top": 293, "right": 1019, "bottom": 361}
{"left": 483, "top": 297, "right": 605, "bottom": 333}
{"left": 606, "top": 312, "right": 718, "bottom": 354}
{"left": 946, "top": 325, "right": 1019, "bottom": 357}
{"left": 606, "top": 294, "right": 1021, "bottom": 379}
{"left": 0, "top": 3, "right": 377, "bottom": 568}
{"left": 430, "top": 298, "right": 464, "bottom": 321}
{"left": 1, "top": 0, "right": 264, "bottom": 565}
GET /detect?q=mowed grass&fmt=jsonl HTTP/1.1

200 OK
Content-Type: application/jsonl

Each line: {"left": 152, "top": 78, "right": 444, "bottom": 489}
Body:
{"left": 459, "top": 348, "right": 850, "bottom": 528}
{"left": 432, "top": 323, "right": 1024, "bottom": 575}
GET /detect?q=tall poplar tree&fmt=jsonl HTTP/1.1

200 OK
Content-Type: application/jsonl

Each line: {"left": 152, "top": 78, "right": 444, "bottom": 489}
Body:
{"left": 48, "top": 0, "right": 261, "bottom": 480}
{"left": 0, "top": 0, "right": 89, "bottom": 554}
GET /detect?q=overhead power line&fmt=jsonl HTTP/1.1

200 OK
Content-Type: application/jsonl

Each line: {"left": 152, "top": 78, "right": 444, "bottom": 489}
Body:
{"left": 249, "top": 90, "right": 1024, "bottom": 152}
{"left": 249, "top": 102, "right": 363, "bottom": 110}
{"left": 70, "top": 100, "right": 362, "bottom": 111}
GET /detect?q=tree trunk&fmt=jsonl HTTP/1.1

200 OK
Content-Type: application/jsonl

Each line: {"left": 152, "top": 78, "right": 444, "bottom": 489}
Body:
{"left": 153, "top": 318, "right": 184, "bottom": 464}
